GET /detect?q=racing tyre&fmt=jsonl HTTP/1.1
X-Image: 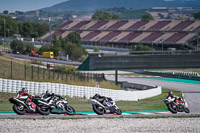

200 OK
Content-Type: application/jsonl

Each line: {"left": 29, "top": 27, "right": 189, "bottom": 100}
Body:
{"left": 115, "top": 108, "right": 122, "bottom": 115}
{"left": 168, "top": 103, "right": 177, "bottom": 114}
{"left": 93, "top": 105, "right": 104, "bottom": 115}
{"left": 36, "top": 105, "right": 50, "bottom": 115}
{"left": 13, "top": 104, "right": 26, "bottom": 115}
{"left": 184, "top": 108, "right": 190, "bottom": 113}
{"left": 65, "top": 105, "right": 76, "bottom": 115}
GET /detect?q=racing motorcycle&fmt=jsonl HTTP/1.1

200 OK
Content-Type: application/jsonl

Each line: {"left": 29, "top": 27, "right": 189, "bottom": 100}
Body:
{"left": 9, "top": 92, "right": 39, "bottom": 115}
{"left": 36, "top": 92, "right": 75, "bottom": 115}
{"left": 163, "top": 97, "right": 190, "bottom": 114}
{"left": 89, "top": 97, "right": 122, "bottom": 115}
{"left": 51, "top": 96, "right": 76, "bottom": 115}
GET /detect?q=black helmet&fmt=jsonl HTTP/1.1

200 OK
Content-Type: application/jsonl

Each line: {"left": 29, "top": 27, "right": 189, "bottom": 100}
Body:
{"left": 95, "top": 94, "right": 100, "bottom": 97}
{"left": 22, "top": 87, "right": 28, "bottom": 92}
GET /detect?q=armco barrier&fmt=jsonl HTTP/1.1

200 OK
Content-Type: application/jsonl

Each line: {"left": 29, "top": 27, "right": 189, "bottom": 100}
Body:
{"left": 0, "top": 78, "right": 161, "bottom": 101}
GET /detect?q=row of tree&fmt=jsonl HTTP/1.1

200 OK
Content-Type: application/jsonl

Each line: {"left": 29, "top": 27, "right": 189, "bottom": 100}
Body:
{"left": 10, "top": 32, "right": 87, "bottom": 62}
{"left": 0, "top": 15, "right": 49, "bottom": 38}
{"left": 10, "top": 40, "right": 35, "bottom": 54}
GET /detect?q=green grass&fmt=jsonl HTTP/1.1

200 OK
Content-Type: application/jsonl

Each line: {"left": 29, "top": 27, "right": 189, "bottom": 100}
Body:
{"left": 0, "top": 88, "right": 182, "bottom": 112}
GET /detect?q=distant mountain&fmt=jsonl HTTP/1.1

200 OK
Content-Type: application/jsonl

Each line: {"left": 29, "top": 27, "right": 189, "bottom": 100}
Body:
{"left": 41, "top": 0, "right": 200, "bottom": 12}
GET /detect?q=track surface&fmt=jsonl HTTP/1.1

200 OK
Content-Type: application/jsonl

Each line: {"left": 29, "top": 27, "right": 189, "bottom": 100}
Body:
{"left": 1, "top": 118, "right": 200, "bottom": 133}
{"left": 1, "top": 76, "right": 199, "bottom": 118}
{"left": 0, "top": 110, "right": 173, "bottom": 118}
{"left": 106, "top": 75, "right": 200, "bottom": 114}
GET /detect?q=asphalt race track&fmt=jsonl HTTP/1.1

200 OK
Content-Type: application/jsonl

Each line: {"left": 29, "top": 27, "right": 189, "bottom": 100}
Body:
{"left": 0, "top": 75, "right": 199, "bottom": 118}
{"left": 106, "top": 75, "right": 200, "bottom": 114}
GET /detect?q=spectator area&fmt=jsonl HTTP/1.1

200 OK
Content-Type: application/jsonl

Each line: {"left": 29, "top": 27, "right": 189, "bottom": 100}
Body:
{"left": 41, "top": 20, "right": 200, "bottom": 45}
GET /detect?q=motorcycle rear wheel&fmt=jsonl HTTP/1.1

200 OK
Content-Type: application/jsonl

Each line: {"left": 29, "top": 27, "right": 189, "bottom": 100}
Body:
{"left": 13, "top": 104, "right": 26, "bottom": 115}
{"left": 184, "top": 108, "right": 190, "bottom": 113}
{"left": 36, "top": 105, "right": 50, "bottom": 115}
{"left": 167, "top": 104, "right": 177, "bottom": 114}
{"left": 65, "top": 105, "right": 76, "bottom": 115}
{"left": 93, "top": 105, "right": 104, "bottom": 115}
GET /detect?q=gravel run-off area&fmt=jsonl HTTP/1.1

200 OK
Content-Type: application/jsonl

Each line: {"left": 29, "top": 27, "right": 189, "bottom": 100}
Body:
{"left": 0, "top": 118, "right": 200, "bottom": 133}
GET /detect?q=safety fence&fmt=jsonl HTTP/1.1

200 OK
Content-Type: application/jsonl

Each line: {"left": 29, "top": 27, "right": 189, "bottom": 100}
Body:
{"left": 0, "top": 57, "right": 105, "bottom": 82}
{"left": 144, "top": 71, "right": 200, "bottom": 81}
{"left": 0, "top": 78, "right": 161, "bottom": 101}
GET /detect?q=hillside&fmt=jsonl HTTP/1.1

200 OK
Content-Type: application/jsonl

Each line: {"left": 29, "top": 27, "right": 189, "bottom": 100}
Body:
{"left": 41, "top": 0, "right": 200, "bottom": 12}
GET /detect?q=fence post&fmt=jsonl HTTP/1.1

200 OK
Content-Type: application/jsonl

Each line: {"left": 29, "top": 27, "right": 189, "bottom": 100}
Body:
{"left": 24, "top": 64, "right": 26, "bottom": 79}
{"left": 57, "top": 70, "right": 59, "bottom": 80}
{"left": 70, "top": 72, "right": 72, "bottom": 81}
{"left": 115, "top": 70, "right": 118, "bottom": 85}
{"left": 87, "top": 73, "right": 89, "bottom": 81}
{"left": 66, "top": 72, "right": 68, "bottom": 82}
{"left": 11, "top": 59, "right": 13, "bottom": 79}
{"left": 53, "top": 69, "right": 55, "bottom": 80}
{"left": 73, "top": 72, "right": 76, "bottom": 81}
{"left": 31, "top": 65, "right": 34, "bottom": 80}
{"left": 48, "top": 69, "right": 50, "bottom": 80}
{"left": 37, "top": 66, "right": 39, "bottom": 80}
{"left": 43, "top": 68, "right": 45, "bottom": 80}
{"left": 62, "top": 71, "right": 63, "bottom": 80}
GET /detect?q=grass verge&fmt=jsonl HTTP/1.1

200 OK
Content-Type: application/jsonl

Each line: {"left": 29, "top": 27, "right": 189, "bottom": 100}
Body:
{"left": 0, "top": 88, "right": 182, "bottom": 112}
{"left": 0, "top": 55, "right": 120, "bottom": 90}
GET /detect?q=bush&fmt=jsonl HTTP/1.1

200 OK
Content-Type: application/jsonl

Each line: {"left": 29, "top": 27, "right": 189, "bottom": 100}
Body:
{"left": 93, "top": 47, "right": 100, "bottom": 52}
{"left": 54, "top": 65, "right": 76, "bottom": 73}
{"left": 132, "top": 44, "right": 154, "bottom": 51}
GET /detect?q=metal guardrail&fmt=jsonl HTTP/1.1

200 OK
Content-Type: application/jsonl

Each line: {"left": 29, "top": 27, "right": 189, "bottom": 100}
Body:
{"left": 130, "top": 50, "right": 200, "bottom": 55}
{"left": 144, "top": 71, "right": 200, "bottom": 81}
{"left": 118, "top": 81, "right": 155, "bottom": 91}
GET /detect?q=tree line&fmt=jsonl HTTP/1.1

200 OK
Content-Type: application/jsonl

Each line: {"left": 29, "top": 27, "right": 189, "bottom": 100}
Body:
{"left": 10, "top": 32, "right": 87, "bottom": 62}
{"left": 0, "top": 15, "right": 49, "bottom": 38}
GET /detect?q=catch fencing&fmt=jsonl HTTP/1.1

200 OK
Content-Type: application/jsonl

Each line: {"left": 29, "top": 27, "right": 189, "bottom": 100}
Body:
{"left": 0, "top": 78, "right": 161, "bottom": 101}
{"left": 0, "top": 58, "right": 105, "bottom": 82}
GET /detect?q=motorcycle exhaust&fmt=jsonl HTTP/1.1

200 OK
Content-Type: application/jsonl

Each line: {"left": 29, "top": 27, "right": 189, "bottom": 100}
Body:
{"left": 9, "top": 98, "right": 29, "bottom": 108}
{"left": 89, "top": 99, "right": 105, "bottom": 108}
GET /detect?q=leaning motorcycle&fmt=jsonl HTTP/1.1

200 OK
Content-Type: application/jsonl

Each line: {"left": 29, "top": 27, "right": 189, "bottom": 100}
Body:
{"left": 89, "top": 98, "right": 122, "bottom": 115}
{"left": 36, "top": 92, "right": 76, "bottom": 115}
{"left": 9, "top": 92, "right": 38, "bottom": 115}
{"left": 51, "top": 96, "right": 76, "bottom": 115}
{"left": 163, "top": 97, "right": 190, "bottom": 114}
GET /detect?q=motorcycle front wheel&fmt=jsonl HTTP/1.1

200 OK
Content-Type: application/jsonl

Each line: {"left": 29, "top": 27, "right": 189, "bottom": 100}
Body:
{"left": 65, "top": 105, "right": 76, "bottom": 115}
{"left": 115, "top": 108, "right": 122, "bottom": 115}
{"left": 13, "top": 104, "right": 26, "bottom": 115}
{"left": 184, "top": 108, "right": 190, "bottom": 113}
{"left": 93, "top": 105, "right": 104, "bottom": 115}
{"left": 36, "top": 105, "right": 50, "bottom": 115}
{"left": 167, "top": 103, "right": 178, "bottom": 114}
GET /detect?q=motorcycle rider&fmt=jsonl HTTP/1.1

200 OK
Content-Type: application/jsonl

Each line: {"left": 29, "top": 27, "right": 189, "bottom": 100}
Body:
{"left": 17, "top": 88, "right": 35, "bottom": 111}
{"left": 166, "top": 91, "right": 183, "bottom": 104}
{"left": 93, "top": 94, "right": 112, "bottom": 106}
{"left": 42, "top": 91, "right": 62, "bottom": 106}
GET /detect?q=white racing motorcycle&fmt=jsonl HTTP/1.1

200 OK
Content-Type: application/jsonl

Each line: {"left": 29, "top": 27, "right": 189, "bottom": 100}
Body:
{"left": 89, "top": 98, "right": 122, "bottom": 115}
{"left": 163, "top": 97, "right": 190, "bottom": 114}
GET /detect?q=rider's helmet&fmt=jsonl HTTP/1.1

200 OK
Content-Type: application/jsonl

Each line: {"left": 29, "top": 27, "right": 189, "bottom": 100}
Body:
{"left": 21, "top": 87, "right": 28, "bottom": 92}
{"left": 95, "top": 94, "right": 100, "bottom": 97}
{"left": 168, "top": 92, "right": 173, "bottom": 96}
